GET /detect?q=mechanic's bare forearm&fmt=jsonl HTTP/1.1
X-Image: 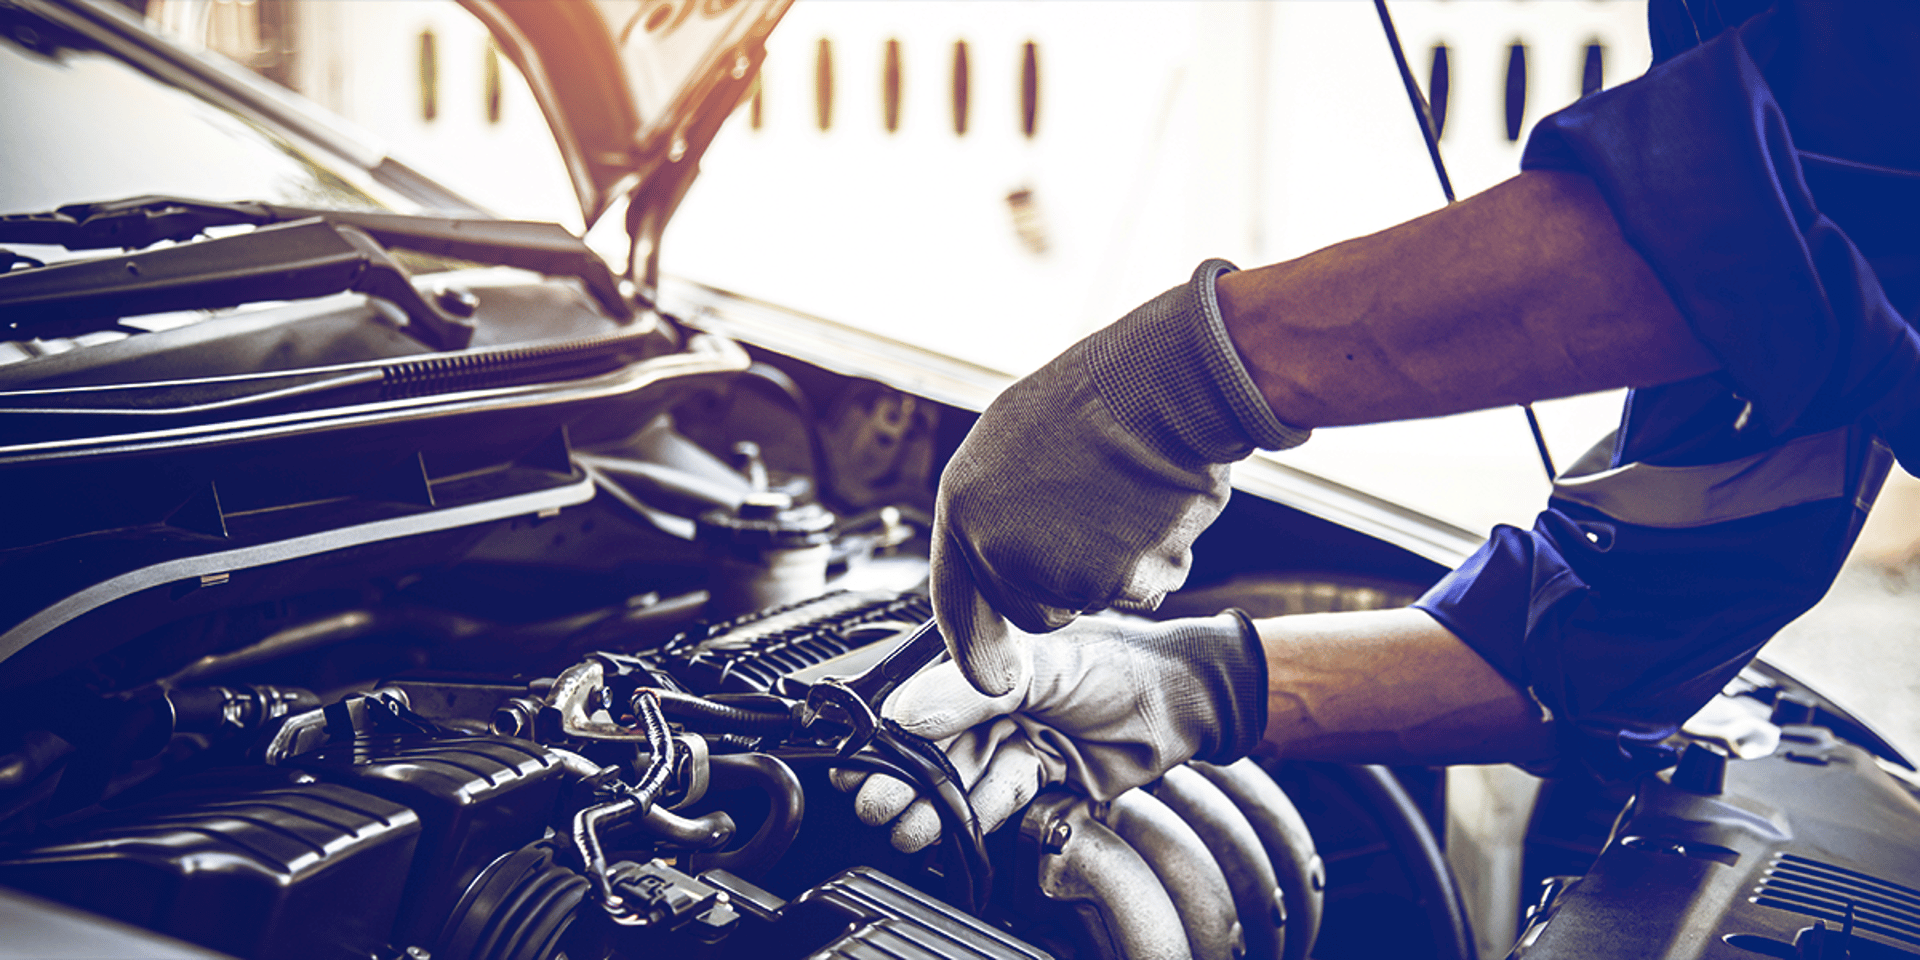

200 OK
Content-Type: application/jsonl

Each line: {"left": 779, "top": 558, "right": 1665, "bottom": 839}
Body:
{"left": 1252, "top": 608, "right": 1555, "bottom": 766}
{"left": 1216, "top": 170, "right": 1719, "bottom": 429}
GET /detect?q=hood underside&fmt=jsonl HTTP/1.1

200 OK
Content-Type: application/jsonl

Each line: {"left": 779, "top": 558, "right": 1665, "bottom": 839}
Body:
{"left": 461, "top": 0, "right": 790, "bottom": 232}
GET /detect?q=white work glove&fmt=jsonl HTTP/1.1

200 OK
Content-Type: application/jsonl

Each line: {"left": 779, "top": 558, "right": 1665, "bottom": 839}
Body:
{"left": 933, "top": 259, "right": 1308, "bottom": 696}
{"left": 835, "top": 611, "right": 1268, "bottom": 853}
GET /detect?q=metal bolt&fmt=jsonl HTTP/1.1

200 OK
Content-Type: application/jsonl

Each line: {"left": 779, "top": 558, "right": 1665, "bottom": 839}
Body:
{"left": 1043, "top": 820, "right": 1072, "bottom": 853}
{"left": 434, "top": 287, "right": 478, "bottom": 318}
{"left": 405, "top": 947, "right": 431, "bottom": 960}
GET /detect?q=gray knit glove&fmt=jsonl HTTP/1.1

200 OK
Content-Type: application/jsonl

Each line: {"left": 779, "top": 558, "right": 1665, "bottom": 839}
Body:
{"left": 933, "top": 259, "right": 1308, "bottom": 695}
{"left": 835, "top": 611, "right": 1268, "bottom": 853}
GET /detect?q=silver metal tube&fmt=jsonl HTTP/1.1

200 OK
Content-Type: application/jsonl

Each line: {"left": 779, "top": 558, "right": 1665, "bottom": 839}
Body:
{"left": 1155, "top": 765, "right": 1287, "bottom": 960}
{"left": 1101, "top": 788, "right": 1245, "bottom": 960}
{"left": 1024, "top": 793, "right": 1191, "bottom": 960}
{"left": 1194, "top": 759, "right": 1326, "bottom": 960}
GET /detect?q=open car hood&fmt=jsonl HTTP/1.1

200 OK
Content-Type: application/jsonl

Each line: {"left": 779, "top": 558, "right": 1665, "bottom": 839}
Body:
{"left": 463, "top": 0, "right": 789, "bottom": 274}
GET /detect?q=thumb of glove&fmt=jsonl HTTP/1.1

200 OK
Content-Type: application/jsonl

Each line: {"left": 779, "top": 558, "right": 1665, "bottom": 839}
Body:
{"left": 930, "top": 532, "right": 1034, "bottom": 697}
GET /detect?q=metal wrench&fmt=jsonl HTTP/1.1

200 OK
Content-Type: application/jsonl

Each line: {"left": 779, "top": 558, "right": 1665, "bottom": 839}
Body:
{"left": 800, "top": 616, "right": 947, "bottom": 755}
{"left": 843, "top": 615, "right": 947, "bottom": 706}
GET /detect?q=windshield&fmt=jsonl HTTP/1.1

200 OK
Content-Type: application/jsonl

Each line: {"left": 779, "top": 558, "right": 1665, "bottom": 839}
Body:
{"left": 0, "top": 6, "right": 415, "bottom": 264}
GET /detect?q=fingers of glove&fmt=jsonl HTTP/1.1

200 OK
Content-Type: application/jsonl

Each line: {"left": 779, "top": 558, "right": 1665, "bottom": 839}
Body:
{"left": 884, "top": 658, "right": 1027, "bottom": 743}
{"left": 965, "top": 738, "right": 1049, "bottom": 837}
{"left": 888, "top": 797, "right": 943, "bottom": 854}
{"left": 828, "top": 767, "right": 868, "bottom": 795}
{"left": 874, "top": 719, "right": 1034, "bottom": 852}
{"left": 851, "top": 772, "right": 919, "bottom": 829}
{"left": 929, "top": 530, "right": 1026, "bottom": 697}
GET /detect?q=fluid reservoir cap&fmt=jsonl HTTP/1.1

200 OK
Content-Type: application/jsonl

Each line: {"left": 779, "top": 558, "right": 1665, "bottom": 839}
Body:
{"left": 1770, "top": 694, "right": 1816, "bottom": 727}
{"left": 697, "top": 494, "right": 835, "bottom": 550}
{"left": 1671, "top": 742, "right": 1727, "bottom": 795}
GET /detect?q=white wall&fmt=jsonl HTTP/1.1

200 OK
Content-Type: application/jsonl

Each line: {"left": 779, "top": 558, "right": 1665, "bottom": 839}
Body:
{"left": 658, "top": 2, "right": 1652, "bottom": 538}
{"left": 666, "top": 1, "right": 1651, "bottom": 376}
{"left": 284, "top": 0, "right": 584, "bottom": 230}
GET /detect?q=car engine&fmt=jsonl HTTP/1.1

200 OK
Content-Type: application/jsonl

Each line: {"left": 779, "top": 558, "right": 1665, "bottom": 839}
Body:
{"left": 8, "top": 278, "right": 1920, "bottom": 960}
{"left": 0, "top": 260, "right": 1389, "bottom": 959}
{"left": 6, "top": 2, "right": 1920, "bottom": 956}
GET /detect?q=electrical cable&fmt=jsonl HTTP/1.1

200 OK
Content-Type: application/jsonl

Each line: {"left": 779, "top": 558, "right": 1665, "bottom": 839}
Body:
{"left": 776, "top": 739, "right": 992, "bottom": 914}
{"left": 572, "top": 691, "right": 678, "bottom": 909}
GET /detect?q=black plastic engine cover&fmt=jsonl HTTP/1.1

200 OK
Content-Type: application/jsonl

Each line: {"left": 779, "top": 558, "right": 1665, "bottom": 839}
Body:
{"left": 662, "top": 591, "right": 933, "bottom": 694}
{"left": 1513, "top": 725, "right": 1920, "bottom": 959}
{"left": 790, "top": 866, "right": 1054, "bottom": 959}
{"left": 288, "top": 733, "right": 569, "bottom": 951}
{"left": 0, "top": 767, "right": 419, "bottom": 960}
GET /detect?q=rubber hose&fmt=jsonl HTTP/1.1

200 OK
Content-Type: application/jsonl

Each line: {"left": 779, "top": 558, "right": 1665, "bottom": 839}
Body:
{"left": 1342, "top": 764, "right": 1475, "bottom": 960}
{"left": 690, "top": 753, "right": 805, "bottom": 880}
{"left": 635, "top": 806, "right": 736, "bottom": 849}
{"left": 650, "top": 688, "right": 796, "bottom": 735}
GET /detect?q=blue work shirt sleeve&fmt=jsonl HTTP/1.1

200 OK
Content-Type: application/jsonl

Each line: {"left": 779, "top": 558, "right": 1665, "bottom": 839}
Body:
{"left": 1521, "top": 6, "right": 1920, "bottom": 473}
{"left": 1414, "top": 482, "right": 1867, "bottom": 780}
{"left": 1414, "top": 3, "right": 1920, "bottom": 779}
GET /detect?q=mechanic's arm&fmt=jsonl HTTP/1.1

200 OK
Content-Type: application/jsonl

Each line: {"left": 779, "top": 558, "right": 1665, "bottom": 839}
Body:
{"left": 933, "top": 169, "right": 1722, "bottom": 698}
{"left": 1217, "top": 169, "right": 1719, "bottom": 428}
{"left": 1250, "top": 608, "right": 1554, "bottom": 765}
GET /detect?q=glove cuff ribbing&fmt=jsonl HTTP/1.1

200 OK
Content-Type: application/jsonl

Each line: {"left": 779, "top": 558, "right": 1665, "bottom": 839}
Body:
{"left": 1085, "top": 259, "right": 1311, "bottom": 466}
{"left": 1136, "top": 609, "right": 1270, "bottom": 765}
{"left": 1212, "top": 608, "right": 1270, "bottom": 762}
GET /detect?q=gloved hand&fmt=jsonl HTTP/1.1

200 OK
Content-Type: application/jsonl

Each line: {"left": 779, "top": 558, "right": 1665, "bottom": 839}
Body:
{"left": 933, "top": 259, "right": 1308, "bottom": 696}
{"left": 835, "top": 611, "right": 1267, "bottom": 853}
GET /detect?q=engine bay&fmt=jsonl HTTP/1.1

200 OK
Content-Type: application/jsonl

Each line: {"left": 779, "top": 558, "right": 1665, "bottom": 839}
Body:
{"left": 0, "top": 274, "right": 1364, "bottom": 959}
{"left": 4, "top": 276, "right": 1920, "bottom": 960}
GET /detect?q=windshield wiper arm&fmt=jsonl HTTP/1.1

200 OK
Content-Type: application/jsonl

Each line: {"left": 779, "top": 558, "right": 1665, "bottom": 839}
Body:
{"left": 0, "top": 218, "right": 477, "bottom": 350}
{"left": 0, "top": 196, "right": 279, "bottom": 250}
{"left": 0, "top": 195, "right": 632, "bottom": 321}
